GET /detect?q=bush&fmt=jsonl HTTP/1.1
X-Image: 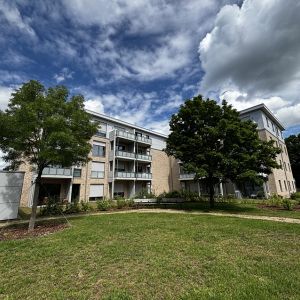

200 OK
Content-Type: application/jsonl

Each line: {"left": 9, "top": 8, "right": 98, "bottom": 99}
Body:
{"left": 163, "top": 190, "right": 182, "bottom": 198}
{"left": 80, "top": 201, "right": 90, "bottom": 212}
{"left": 64, "top": 201, "right": 81, "bottom": 214}
{"left": 135, "top": 189, "right": 156, "bottom": 199}
{"left": 282, "top": 199, "right": 294, "bottom": 211}
{"left": 40, "top": 198, "right": 63, "bottom": 216}
{"left": 180, "top": 190, "right": 200, "bottom": 202}
{"left": 290, "top": 192, "right": 300, "bottom": 200}
{"left": 97, "top": 199, "right": 111, "bottom": 211}
{"left": 267, "top": 194, "right": 282, "bottom": 207}
{"left": 116, "top": 199, "right": 127, "bottom": 209}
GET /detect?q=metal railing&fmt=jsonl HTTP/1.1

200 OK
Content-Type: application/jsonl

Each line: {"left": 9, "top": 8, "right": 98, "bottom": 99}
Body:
{"left": 136, "top": 154, "right": 152, "bottom": 161}
{"left": 42, "top": 167, "right": 72, "bottom": 176}
{"left": 114, "top": 171, "right": 136, "bottom": 178}
{"left": 91, "top": 171, "right": 105, "bottom": 178}
{"left": 135, "top": 135, "right": 152, "bottom": 144}
{"left": 179, "top": 173, "right": 196, "bottom": 180}
{"left": 115, "top": 150, "right": 135, "bottom": 159}
{"left": 136, "top": 172, "right": 152, "bottom": 179}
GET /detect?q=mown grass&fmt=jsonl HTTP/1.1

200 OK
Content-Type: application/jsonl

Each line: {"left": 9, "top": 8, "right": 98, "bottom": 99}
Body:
{"left": 1, "top": 213, "right": 300, "bottom": 299}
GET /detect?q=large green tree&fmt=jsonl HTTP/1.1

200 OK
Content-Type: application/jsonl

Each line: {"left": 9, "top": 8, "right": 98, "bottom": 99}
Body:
{"left": 285, "top": 134, "right": 300, "bottom": 188}
{"left": 0, "top": 80, "right": 98, "bottom": 230}
{"left": 165, "top": 95, "right": 280, "bottom": 208}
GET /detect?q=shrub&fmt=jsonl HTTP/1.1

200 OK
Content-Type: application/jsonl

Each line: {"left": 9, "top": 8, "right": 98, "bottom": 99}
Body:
{"left": 282, "top": 198, "right": 294, "bottom": 211}
{"left": 163, "top": 190, "right": 182, "bottom": 198}
{"left": 64, "top": 201, "right": 81, "bottom": 214}
{"left": 135, "top": 189, "right": 156, "bottom": 199}
{"left": 80, "top": 201, "right": 90, "bottom": 212}
{"left": 116, "top": 199, "right": 127, "bottom": 209}
{"left": 267, "top": 194, "right": 282, "bottom": 207}
{"left": 97, "top": 199, "right": 111, "bottom": 211}
{"left": 40, "top": 198, "right": 63, "bottom": 216}
{"left": 180, "top": 190, "right": 199, "bottom": 202}
{"left": 290, "top": 192, "right": 300, "bottom": 200}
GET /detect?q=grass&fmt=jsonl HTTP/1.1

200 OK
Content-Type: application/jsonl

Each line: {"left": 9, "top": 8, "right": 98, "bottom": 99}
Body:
{"left": 1, "top": 213, "right": 300, "bottom": 299}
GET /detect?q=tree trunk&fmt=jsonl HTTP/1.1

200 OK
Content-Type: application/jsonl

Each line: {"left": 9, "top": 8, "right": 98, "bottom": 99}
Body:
{"left": 209, "top": 181, "right": 215, "bottom": 209}
{"left": 28, "top": 171, "right": 42, "bottom": 232}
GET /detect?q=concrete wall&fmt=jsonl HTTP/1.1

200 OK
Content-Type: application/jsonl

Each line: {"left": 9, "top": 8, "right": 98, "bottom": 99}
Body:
{"left": 0, "top": 171, "right": 24, "bottom": 220}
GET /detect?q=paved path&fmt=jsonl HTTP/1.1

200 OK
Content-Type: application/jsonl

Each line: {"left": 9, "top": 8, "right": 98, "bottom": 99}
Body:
{"left": 1, "top": 209, "right": 300, "bottom": 228}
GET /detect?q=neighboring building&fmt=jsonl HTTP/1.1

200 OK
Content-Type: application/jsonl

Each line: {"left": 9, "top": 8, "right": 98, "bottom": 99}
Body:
{"left": 19, "top": 103, "right": 296, "bottom": 207}
{"left": 19, "top": 110, "right": 181, "bottom": 206}
{"left": 180, "top": 103, "right": 296, "bottom": 198}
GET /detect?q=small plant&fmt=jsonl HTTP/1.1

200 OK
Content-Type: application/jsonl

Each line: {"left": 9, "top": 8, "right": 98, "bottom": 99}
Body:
{"left": 40, "top": 197, "right": 63, "bottom": 216}
{"left": 97, "top": 199, "right": 111, "bottom": 211}
{"left": 64, "top": 201, "right": 81, "bottom": 214}
{"left": 290, "top": 192, "right": 300, "bottom": 200}
{"left": 282, "top": 198, "right": 294, "bottom": 211}
{"left": 267, "top": 194, "right": 282, "bottom": 207}
{"left": 116, "top": 199, "right": 127, "bottom": 209}
{"left": 80, "top": 201, "right": 90, "bottom": 212}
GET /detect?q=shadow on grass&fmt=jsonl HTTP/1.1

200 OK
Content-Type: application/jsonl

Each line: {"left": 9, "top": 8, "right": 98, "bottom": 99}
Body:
{"left": 157, "top": 201, "right": 259, "bottom": 214}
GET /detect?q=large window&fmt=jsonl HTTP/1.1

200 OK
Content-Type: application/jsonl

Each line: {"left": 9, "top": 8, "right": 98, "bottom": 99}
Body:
{"left": 89, "top": 184, "right": 104, "bottom": 201}
{"left": 279, "top": 180, "right": 283, "bottom": 192}
{"left": 73, "top": 168, "right": 82, "bottom": 178}
{"left": 91, "top": 162, "right": 105, "bottom": 178}
{"left": 92, "top": 142, "right": 106, "bottom": 157}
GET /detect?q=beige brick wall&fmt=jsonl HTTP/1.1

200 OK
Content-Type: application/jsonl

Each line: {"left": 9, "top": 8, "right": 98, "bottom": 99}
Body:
{"left": 258, "top": 129, "right": 295, "bottom": 197}
{"left": 19, "top": 162, "right": 33, "bottom": 206}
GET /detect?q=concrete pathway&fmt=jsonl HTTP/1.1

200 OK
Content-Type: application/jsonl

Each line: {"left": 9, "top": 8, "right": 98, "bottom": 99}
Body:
{"left": 1, "top": 208, "right": 300, "bottom": 228}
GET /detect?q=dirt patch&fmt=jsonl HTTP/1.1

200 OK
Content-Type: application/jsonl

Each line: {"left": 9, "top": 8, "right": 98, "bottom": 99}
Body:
{"left": 0, "top": 221, "right": 69, "bottom": 241}
{"left": 257, "top": 204, "right": 300, "bottom": 211}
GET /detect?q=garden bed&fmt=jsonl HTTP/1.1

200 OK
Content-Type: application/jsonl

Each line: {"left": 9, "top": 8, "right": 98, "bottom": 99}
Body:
{"left": 0, "top": 220, "right": 69, "bottom": 241}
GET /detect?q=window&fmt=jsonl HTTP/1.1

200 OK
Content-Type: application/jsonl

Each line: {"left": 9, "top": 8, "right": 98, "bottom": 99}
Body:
{"left": 95, "top": 122, "right": 107, "bottom": 137}
{"left": 92, "top": 142, "right": 106, "bottom": 157}
{"left": 284, "top": 180, "right": 287, "bottom": 191}
{"left": 288, "top": 181, "right": 291, "bottom": 191}
{"left": 91, "top": 162, "right": 105, "bottom": 178}
{"left": 266, "top": 116, "right": 269, "bottom": 127}
{"left": 279, "top": 159, "right": 282, "bottom": 169}
{"left": 115, "top": 161, "right": 126, "bottom": 172}
{"left": 276, "top": 127, "right": 279, "bottom": 136}
{"left": 117, "top": 144, "right": 126, "bottom": 151}
{"left": 284, "top": 162, "right": 287, "bottom": 171}
{"left": 271, "top": 122, "right": 274, "bottom": 131}
{"left": 89, "top": 184, "right": 104, "bottom": 201}
{"left": 279, "top": 180, "right": 283, "bottom": 192}
{"left": 73, "top": 168, "right": 82, "bottom": 178}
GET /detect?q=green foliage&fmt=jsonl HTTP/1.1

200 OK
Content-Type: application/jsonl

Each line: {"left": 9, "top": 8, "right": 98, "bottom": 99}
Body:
{"left": 64, "top": 201, "right": 81, "bottom": 214}
{"left": 180, "top": 190, "right": 200, "bottom": 202}
{"left": 39, "top": 198, "right": 63, "bottom": 216}
{"left": 290, "top": 192, "right": 300, "bottom": 200}
{"left": 282, "top": 199, "right": 294, "bottom": 211}
{"left": 97, "top": 199, "right": 111, "bottom": 211}
{"left": 115, "top": 198, "right": 134, "bottom": 209}
{"left": 80, "top": 201, "right": 90, "bottom": 212}
{"left": 135, "top": 189, "right": 156, "bottom": 199}
{"left": 285, "top": 134, "right": 300, "bottom": 188}
{"left": 162, "top": 190, "right": 182, "bottom": 198}
{"left": 267, "top": 194, "right": 283, "bottom": 207}
{"left": 165, "top": 95, "right": 281, "bottom": 208}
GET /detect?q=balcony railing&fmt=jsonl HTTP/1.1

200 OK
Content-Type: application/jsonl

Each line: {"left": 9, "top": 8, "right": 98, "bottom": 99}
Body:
{"left": 116, "top": 150, "right": 135, "bottom": 159}
{"left": 135, "top": 135, "right": 152, "bottom": 144}
{"left": 42, "top": 167, "right": 72, "bottom": 177}
{"left": 136, "top": 172, "right": 152, "bottom": 179}
{"left": 95, "top": 130, "right": 106, "bottom": 138}
{"left": 136, "top": 154, "right": 152, "bottom": 161}
{"left": 179, "top": 173, "right": 196, "bottom": 180}
{"left": 109, "top": 171, "right": 152, "bottom": 180}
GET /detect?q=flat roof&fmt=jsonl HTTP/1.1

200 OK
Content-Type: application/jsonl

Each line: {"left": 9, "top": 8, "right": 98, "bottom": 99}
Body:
{"left": 239, "top": 103, "right": 285, "bottom": 130}
{"left": 85, "top": 109, "right": 168, "bottom": 138}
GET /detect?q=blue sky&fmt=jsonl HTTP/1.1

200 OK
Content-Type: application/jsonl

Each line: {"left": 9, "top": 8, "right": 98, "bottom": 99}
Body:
{"left": 0, "top": 0, "right": 300, "bottom": 141}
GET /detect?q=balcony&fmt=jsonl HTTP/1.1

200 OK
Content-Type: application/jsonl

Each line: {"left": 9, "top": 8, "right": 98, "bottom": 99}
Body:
{"left": 42, "top": 167, "right": 73, "bottom": 178}
{"left": 109, "top": 171, "right": 152, "bottom": 180}
{"left": 135, "top": 135, "right": 152, "bottom": 145}
{"left": 136, "top": 154, "right": 152, "bottom": 162}
{"left": 109, "top": 130, "right": 135, "bottom": 141}
{"left": 179, "top": 173, "right": 196, "bottom": 180}
{"left": 115, "top": 150, "right": 136, "bottom": 160}
{"left": 136, "top": 172, "right": 152, "bottom": 180}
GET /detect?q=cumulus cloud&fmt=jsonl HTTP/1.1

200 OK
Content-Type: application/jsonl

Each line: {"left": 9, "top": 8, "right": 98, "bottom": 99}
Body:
{"left": 0, "top": 85, "right": 14, "bottom": 110}
{"left": 199, "top": 0, "right": 300, "bottom": 128}
{"left": 54, "top": 67, "right": 74, "bottom": 83}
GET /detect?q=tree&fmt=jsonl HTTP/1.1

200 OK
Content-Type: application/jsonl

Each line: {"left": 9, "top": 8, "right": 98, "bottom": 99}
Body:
{"left": 165, "top": 95, "right": 280, "bottom": 208}
{"left": 285, "top": 134, "right": 300, "bottom": 188}
{"left": 0, "top": 80, "right": 98, "bottom": 231}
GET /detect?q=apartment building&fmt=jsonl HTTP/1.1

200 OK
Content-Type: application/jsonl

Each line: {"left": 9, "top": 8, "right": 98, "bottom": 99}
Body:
{"left": 19, "top": 110, "right": 181, "bottom": 206}
{"left": 19, "top": 103, "right": 295, "bottom": 206}
{"left": 180, "top": 103, "right": 296, "bottom": 198}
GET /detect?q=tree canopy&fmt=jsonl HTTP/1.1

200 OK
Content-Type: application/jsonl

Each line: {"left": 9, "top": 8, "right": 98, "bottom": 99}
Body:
{"left": 0, "top": 80, "right": 98, "bottom": 230}
{"left": 285, "top": 133, "right": 300, "bottom": 188}
{"left": 165, "top": 95, "right": 280, "bottom": 207}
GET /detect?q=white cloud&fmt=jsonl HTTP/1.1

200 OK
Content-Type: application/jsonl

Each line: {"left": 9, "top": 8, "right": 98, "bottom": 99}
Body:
{"left": 0, "top": 85, "right": 14, "bottom": 111}
{"left": 54, "top": 67, "right": 74, "bottom": 83}
{"left": 84, "top": 98, "right": 105, "bottom": 114}
{"left": 0, "top": 2, "right": 36, "bottom": 37}
{"left": 199, "top": 0, "right": 300, "bottom": 129}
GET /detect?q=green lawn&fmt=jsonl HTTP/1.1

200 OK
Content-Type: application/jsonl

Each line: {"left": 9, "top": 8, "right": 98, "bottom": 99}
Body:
{"left": 1, "top": 213, "right": 300, "bottom": 299}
